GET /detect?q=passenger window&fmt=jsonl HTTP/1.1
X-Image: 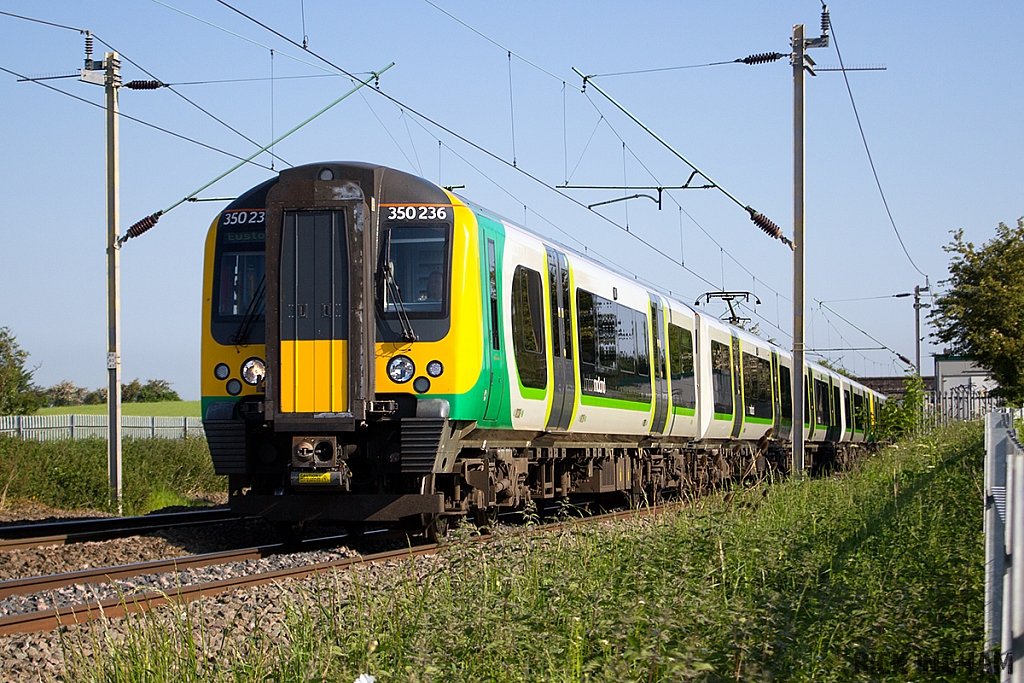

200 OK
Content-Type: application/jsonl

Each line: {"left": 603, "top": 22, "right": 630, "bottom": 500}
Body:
{"left": 779, "top": 365, "right": 793, "bottom": 423}
{"left": 668, "top": 323, "right": 696, "bottom": 409}
{"left": 742, "top": 353, "right": 773, "bottom": 419}
{"left": 511, "top": 266, "right": 547, "bottom": 390}
{"left": 635, "top": 311, "right": 650, "bottom": 378}
{"left": 576, "top": 289, "right": 596, "bottom": 366}
{"left": 617, "top": 307, "right": 636, "bottom": 375}
{"left": 711, "top": 341, "right": 732, "bottom": 415}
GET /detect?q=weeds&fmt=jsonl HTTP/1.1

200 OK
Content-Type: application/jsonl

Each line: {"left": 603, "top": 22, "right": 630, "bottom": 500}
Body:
{"left": 62, "top": 423, "right": 988, "bottom": 682}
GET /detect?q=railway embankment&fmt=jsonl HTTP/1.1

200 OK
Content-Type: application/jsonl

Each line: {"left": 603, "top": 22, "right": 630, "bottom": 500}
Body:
{"left": 2, "top": 423, "right": 988, "bottom": 682}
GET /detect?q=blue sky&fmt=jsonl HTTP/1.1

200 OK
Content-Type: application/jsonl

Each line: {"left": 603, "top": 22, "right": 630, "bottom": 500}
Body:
{"left": 1, "top": 1, "right": 1021, "bottom": 400}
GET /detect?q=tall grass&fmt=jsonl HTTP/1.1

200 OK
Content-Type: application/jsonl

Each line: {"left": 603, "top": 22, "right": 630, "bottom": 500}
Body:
{"left": 63, "top": 422, "right": 988, "bottom": 682}
{"left": 0, "top": 435, "right": 223, "bottom": 515}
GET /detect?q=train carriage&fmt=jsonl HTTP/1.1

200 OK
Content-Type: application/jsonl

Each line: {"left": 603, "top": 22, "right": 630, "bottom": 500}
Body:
{"left": 201, "top": 161, "right": 884, "bottom": 536}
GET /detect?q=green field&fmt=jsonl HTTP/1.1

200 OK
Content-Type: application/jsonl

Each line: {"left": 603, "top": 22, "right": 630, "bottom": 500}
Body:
{"left": 36, "top": 400, "right": 201, "bottom": 417}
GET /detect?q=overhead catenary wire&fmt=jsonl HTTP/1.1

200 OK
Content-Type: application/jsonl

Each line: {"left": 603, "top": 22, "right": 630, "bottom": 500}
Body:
{"left": 417, "top": 0, "right": 799, "bottom": 319}
{"left": 816, "top": 299, "right": 912, "bottom": 368}
{"left": 586, "top": 52, "right": 787, "bottom": 78}
{"left": 212, "top": 0, "right": 794, "bottom": 334}
{"left": 825, "top": 5, "right": 928, "bottom": 280}
{"left": 579, "top": 92, "right": 793, "bottom": 308}
{"left": 575, "top": 67, "right": 792, "bottom": 249}
{"left": 120, "top": 64, "right": 394, "bottom": 244}
{"left": 0, "top": 64, "right": 274, "bottom": 171}
{"left": 0, "top": 10, "right": 293, "bottom": 168}
{"left": 209, "top": 0, "right": 861, "bottom": 349}
{"left": 210, "top": 0, "right": 727, "bottom": 293}
{"left": 89, "top": 32, "right": 293, "bottom": 168}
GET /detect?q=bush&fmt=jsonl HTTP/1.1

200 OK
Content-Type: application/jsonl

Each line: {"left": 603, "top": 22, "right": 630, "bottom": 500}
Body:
{"left": 0, "top": 435, "right": 224, "bottom": 515}
{"left": 875, "top": 372, "right": 927, "bottom": 441}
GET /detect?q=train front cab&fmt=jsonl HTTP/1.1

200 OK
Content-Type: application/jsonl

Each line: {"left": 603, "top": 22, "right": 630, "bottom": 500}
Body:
{"left": 204, "top": 162, "right": 493, "bottom": 529}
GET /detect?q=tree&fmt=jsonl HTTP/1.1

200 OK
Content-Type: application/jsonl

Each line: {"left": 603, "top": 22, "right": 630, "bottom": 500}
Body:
{"left": 0, "top": 327, "right": 40, "bottom": 415}
{"left": 929, "top": 219, "right": 1024, "bottom": 405}
{"left": 121, "top": 378, "right": 181, "bottom": 403}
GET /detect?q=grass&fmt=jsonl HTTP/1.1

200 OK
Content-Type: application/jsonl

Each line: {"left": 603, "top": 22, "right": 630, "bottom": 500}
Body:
{"left": 0, "top": 435, "right": 224, "bottom": 515}
{"left": 60, "top": 422, "right": 990, "bottom": 682}
{"left": 35, "top": 400, "right": 201, "bottom": 417}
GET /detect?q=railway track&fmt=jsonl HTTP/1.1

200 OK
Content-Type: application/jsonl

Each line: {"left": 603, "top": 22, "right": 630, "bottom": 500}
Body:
{"left": 0, "top": 508, "right": 241, "bottom": 551}
{"left": 0, "top": 505, "right": 665, "bottom": 636}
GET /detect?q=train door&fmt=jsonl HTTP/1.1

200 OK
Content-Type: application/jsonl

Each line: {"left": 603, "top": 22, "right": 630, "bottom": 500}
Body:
{"left": 649, "top": 295, "right": 669, "bottom": 434}
{"left": 482, "top": 237, "right": 504, "bottom": 421}
{"left": 827, "top": 380, "right": 842, "bottom": 441}
{"left": 730, "top": 333, "right": 743, "bottom": 438}
{"left": 771, "top": 351, "right": 781, "bottom": 436}
{"left": 278, "top": 210, "right": 349, "bottom": 414}
{"left": 545, "top": 247, "right": 575, "bottom": 430}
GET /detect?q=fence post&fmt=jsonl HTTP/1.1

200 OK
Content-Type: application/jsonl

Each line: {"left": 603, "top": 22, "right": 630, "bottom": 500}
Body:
{"left": 985, "top": 411, "right": 1010, "bottom": 656}
{"left": 1010, "top": 437, "right": 1024, "bottom": 682}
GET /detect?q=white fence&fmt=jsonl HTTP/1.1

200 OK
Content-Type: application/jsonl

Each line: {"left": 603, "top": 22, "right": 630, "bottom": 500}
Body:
{"left": 984, "top": 409, "right": 1023, "bottom": 680}
{"left": 0, "top": 414, "right": 205, "bottom": 441}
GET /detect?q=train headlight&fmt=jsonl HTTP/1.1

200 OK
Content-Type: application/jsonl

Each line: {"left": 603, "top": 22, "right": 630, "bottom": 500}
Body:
{"left": 413, "top": 377, "right": 430, "bottom": 393}
{"left": 241, "top": 357, "right": 266, "bottom": 385}
{"left": 426, "top": 360, "right": 443, "bottom": 377}
{"left": 214, "top": 363, "right": 230, "bottom": 380}
{"left": 387, "top": 356, "right": 415, "bottom": 383}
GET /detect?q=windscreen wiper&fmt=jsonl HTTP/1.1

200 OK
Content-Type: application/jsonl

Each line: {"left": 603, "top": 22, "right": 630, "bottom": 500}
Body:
{"left": 381, "top": 263, "right": 417, "bottom": 342}
{"left": 232, "top": 274, "right": 266, "bottom": 346}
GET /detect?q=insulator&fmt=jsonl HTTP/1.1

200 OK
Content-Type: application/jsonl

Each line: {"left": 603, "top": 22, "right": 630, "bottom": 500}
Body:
{"left": 741, "top": 52, "right": 785, "bottom": 66}
{"left": 124, "top": 80, "right": 163, "bottom": 90}
{"left": 126, "top": 212, "right": 162, "bottom": 240}
{"left": 821, "top": 7, "right": 831, "bottom": 34}
{"left": 748, "top": 208, "right": 786, "bottom": 242}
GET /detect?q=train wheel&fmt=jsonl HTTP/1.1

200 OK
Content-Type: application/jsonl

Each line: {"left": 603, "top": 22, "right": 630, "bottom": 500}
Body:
{"left": 473, "top": 506, "right": 499, "bottom": 533}
{"left": 273, "top": 521, "right": 307, "bottom": 546}
{"left": 424, "top": 515, "right": 450, "bottom": 544}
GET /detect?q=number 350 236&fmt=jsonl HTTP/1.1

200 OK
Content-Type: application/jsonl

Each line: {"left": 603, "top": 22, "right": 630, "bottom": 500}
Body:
{"left": 386, "top": 206, "right": 448, "bottom": 221}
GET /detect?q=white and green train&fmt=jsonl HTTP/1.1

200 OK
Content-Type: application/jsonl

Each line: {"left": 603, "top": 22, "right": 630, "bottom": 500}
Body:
{"left": 201, "top": 162, "right": 884, "bottom": 537}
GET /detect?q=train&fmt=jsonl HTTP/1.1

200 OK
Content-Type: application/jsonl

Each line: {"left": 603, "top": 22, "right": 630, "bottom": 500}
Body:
{"left": 201, "top": 161, "right": 884, "bottom": 539}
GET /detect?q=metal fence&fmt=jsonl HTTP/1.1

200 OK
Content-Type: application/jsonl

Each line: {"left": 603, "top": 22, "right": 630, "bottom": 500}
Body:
{"left": 924, "top": 387, "right": 1004, "bottom": 429}
{"left": 984, "top": 409, "right": 1023, "bottom": 680}
{"left": 0, "top": 414, "right": 204, "bottom": 441}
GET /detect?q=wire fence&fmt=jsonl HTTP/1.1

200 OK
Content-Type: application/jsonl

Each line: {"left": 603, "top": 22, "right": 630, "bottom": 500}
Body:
{"left": 0, "top": 414, "right": 204, "bottom": 441}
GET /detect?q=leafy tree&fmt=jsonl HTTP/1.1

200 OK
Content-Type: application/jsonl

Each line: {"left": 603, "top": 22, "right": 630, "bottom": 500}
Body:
{"left": 929, "top": 219, "right": 1024, "bottom": 405}
{"left": 122, "top": 378, "right": 180, "bottom": 403}
{"left": 44, "top": 380, "right": 87, "bottom": 407}
{"left": 0, "top": 327, "right": 41, "bottom": 415}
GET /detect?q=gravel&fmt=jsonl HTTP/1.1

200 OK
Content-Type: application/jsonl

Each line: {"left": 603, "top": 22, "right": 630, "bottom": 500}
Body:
{"left": 0, "top": 503, "right": 429, "bottom": 682}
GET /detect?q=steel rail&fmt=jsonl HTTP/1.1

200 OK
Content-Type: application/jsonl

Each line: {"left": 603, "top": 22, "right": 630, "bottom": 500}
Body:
{"left": 0, "top": 530, "right": 398, "bottom": 600}
{"left": 0, "top": 505, "right": 668, "bottom": 636}
{"left": 0, "top": 508, "right": 240, "bottom": 551}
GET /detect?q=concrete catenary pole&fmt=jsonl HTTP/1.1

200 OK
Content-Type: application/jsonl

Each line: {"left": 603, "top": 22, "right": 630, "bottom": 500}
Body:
{"left": 105, "top": 52, "right": 122, "bottom": 514}
{"left": 791, "top": 25, "right": 806, "bottom": 478}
